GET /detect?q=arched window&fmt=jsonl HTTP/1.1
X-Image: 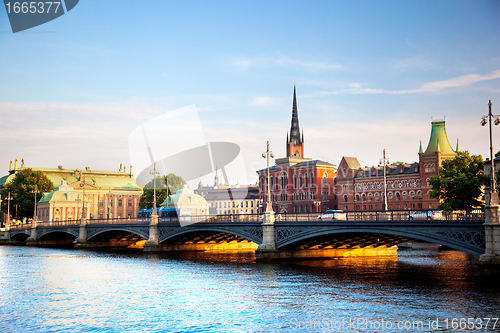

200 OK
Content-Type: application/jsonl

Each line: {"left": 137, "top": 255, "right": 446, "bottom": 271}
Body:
{"left": 388, "top": 192, "right": 393, "bottom": 200}
{"left": 396, "top": 192, "right": 400, "bottom": 200}
{"left": 305, "top": 174, "right": 308, "bottom": 188}
{"left": 322, "top": 172, "right": 328, "bottom": 187}
{"left": 417, "top": 190, "right": 422, "bottom": 199}
{"left": 293, "top": 175, "right": 297, "bottom": 189}
{"left": 299, "top": 174, "right": 303, "bottom": 188}
{"left": 402, "top": 191, "right": 407, "bottom": 200}
{"left": 344, "top": 194, "right": 348, "bottom": 202}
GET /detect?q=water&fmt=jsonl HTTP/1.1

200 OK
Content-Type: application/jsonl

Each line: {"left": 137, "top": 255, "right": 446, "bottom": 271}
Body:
{"left": 0, "top": 245, "right": 499, "bottom": 332}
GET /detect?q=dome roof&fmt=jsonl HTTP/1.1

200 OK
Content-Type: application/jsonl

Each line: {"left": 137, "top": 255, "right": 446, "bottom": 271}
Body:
{"left": 161, "top": 185, "right": 208, "bottom": 206}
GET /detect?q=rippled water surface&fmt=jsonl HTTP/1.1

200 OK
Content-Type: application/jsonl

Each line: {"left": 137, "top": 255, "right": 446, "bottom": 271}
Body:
{"left": 0, "top": 245, "right": 499, "bottom": 332}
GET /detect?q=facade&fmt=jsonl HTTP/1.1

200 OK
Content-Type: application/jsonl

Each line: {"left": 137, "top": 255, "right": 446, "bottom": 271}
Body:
{"left": 257, "top": 86, "right": 338, "bottom": 213}
{"left": 1, "top": 163, "right": 142, "bottom": 221}
{"left": 335, "top": 121, "right": 458, "bottom": 211}
{"left": 202, "top": 185, "right": 260, "bottom": 215}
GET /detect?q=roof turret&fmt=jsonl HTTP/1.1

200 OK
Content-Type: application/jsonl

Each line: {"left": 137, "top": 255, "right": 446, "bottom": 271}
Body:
{"left": 423, "top": 121, "right": 455, "bottom": 155}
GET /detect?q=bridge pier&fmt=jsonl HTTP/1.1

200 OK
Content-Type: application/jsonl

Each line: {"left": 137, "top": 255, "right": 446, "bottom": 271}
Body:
{"left": 73, "top": 219, "right": 88, "bottom": 248}
{"left": 479, "top": 205, "right": 500, "bottom": 266}
{"left": 143, "top": 216, "right": 160, "bottom": 252}
{"left": 25, "top": 223, "right": 38, "bottom": 246}
{"left": 255, "top": 210, "right": 280, "bottom": 260}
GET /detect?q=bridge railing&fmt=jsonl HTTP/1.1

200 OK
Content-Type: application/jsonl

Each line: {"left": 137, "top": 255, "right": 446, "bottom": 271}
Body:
{"left": 6, "top": 209, "right": 484, "bottom": 228}
{"left": 86, "top": 217, "right": 143, "bottom": 225}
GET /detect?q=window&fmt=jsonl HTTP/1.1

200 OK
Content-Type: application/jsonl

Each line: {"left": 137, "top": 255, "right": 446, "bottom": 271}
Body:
{"left": 344, "top": 194, "right": 348, "bottom": 202}
{"left": 128, "top": 200, "right": 132, "bottom": 207}
{"left": 322, "top": 172, "right": 328, "bottom": 187}
{"left": 293, "top": 175, "right": 297, "bottom": 189}
{"left": 299, "top": 174, "right": 303, "bottom": 188}
{"left": 118, "top": 199, "right": 122, "bottom": 207}
{"left": 99, "top": 199, "right": 104, "bottom": 207}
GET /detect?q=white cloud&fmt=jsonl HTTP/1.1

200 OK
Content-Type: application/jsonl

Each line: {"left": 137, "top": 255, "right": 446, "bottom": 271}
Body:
{"left": 394, "top": 57, "right": 433, "bottom": 71}
{"left": 313, "top": 69, "right": 500, "bottom": 96}
{"left": 230, "top": 55, "right": 343, "bottom": 72}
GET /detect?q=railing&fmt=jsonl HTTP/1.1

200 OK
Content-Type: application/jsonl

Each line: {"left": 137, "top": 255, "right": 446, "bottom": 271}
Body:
{"left": 5, "top": 209, "right": 485, "bottom": 229}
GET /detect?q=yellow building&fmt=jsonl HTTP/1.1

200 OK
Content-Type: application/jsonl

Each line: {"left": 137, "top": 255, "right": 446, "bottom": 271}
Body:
{"left": 1, "top": 162, "right": 143, "bottom": 221}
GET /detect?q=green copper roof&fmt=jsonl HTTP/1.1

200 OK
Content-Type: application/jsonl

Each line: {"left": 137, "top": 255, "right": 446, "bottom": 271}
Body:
{"left": 423, "top": 121, "right": 456, "bottom": 155}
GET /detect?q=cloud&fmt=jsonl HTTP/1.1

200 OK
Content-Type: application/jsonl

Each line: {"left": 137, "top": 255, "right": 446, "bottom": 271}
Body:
{"left": 230, "top": 55, "right": 343, "bottom": 72}
{"left": 313, "top": 69, "right": 500, "bottom": 96}
{"left": 394, "top": 57, "right": 433, "bottom": 71}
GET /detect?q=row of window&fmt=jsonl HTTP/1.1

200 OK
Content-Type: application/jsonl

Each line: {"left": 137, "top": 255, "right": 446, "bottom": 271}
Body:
{"left": 345, "top": 190, "right": 423, "bottom": 202}
{"left": 350, "top": 179, "right": 421, "bottom": 192}
{"left": 260, "top": 172, "right": 330, "bottom": 191}
{"left": 211, "top": 200, "right": 256, "bottom": 209}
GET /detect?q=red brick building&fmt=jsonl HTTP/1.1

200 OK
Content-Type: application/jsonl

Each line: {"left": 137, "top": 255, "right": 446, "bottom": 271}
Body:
{"left": 257, "top": 86, "right": 338, "bottom": 213}
{"left": 335, "top": 120, "right": 458, "bottom": 211}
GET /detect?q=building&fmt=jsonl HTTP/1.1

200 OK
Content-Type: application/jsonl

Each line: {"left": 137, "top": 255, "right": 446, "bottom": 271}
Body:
{"left": 257, "top": 86, "right": 338, "bottom": 213}
{"left": 202, "top": 185, "right": 260, "bottom": 215}
{"left": 335, "top": 120, "right": 458, "bottom": 211}
{"left": 161, "top": 184, "right": 209, "bottom": 216}
{"left": 1, "top": 162, "right": 143, "bottom": 220}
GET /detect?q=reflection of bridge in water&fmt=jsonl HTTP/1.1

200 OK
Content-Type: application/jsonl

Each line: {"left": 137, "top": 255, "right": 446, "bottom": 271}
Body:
{"left": 4, "top": 210, "right": 491, "bottom": 261}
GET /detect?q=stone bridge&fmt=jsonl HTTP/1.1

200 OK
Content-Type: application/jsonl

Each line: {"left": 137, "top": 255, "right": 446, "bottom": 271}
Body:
{"left": 4, "top": 208, "right": 498, "bottom": 263}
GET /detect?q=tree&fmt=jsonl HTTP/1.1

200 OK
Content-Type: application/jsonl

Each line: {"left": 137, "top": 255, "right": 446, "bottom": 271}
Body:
{"left": 429, "top": 151, "right": 489, "bottom": 210}
{"left": 143, "top": 173, "right": 186, "bottom": 193}
{"left": 0, "top": 168, "right": 54, "bottom": 219}
{"left": 139, "top": 174, "right": 186, "bottom": 209}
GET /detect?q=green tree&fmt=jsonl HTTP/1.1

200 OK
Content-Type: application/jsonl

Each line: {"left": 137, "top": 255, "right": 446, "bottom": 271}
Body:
{"left": 139, "top": 174, "right": 186, "bottom": 209}
{"left": 429, "top": 151, "right": 489, "bottom": 210}
{"left": 0, "top": 168, "right": 54, "bottom": 219}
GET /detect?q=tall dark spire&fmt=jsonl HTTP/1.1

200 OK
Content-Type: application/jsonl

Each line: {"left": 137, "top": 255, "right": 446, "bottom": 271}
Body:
{"left": 289, "top": 85, "right": 302, "bottom": 145}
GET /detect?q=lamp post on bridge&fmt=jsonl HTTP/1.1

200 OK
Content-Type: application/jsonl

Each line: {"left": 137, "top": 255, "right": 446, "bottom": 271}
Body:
{"left": 5, "top": 192, "right": 12, "bottom": 229}
{"left": 256, "top": 141, "right": 277, "bottom": 254}
{"left": 481, "top": 100, "right": 499, "bottom": 206}
{"left": 31, "top": 185, "right": 39, "bottom": 223}
{"left": 380, "top": 149, "right": 389, "bottom": 211}
{"left": 479, "top": 100, "right": 500, "bottom": 266}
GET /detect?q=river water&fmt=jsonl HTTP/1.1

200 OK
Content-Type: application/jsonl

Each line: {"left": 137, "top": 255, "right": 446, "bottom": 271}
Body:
{"left": 0, "top": 244, "right": 499, "bottom": 333}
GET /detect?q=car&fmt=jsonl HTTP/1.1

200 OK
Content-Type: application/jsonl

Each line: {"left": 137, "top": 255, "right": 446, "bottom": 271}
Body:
{"left": 317, "top": 210, "right": 347, "bottom": 221}
{"left": 408, "top": 210, "right": 444, "bottom": 220}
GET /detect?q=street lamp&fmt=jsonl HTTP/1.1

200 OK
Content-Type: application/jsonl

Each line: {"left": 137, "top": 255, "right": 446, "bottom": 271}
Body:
{"left": 31, "top": 185, "right": 39, "bottom": 222}
{"left": 262, "top": 141, "right": 274, "bottom": 212}
{"left": 380, "top": 149, "right": 389, "bottom": 211}
{"left": 5, "top": 192, "right": 12, "bottom": 227}
{"left": 481, "top": 100, "right": 500, "bottom": 206}
{"left": 150, "top": 162, "right": 159, "bottom": 217}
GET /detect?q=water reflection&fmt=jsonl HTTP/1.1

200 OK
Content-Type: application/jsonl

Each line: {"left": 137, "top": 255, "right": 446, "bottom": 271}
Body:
{"left": 0, "top": 244, "right": 499, "bottom": 332}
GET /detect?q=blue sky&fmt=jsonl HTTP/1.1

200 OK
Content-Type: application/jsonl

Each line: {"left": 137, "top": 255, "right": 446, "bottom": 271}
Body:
{"left": 1, "top": 0, "right": 499, "bottom": 186}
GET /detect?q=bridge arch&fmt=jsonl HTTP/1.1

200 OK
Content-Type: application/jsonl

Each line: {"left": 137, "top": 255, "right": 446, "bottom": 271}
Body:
{"left": 37, "top": 229, "right": 79, "bottom": 240}
{"left": 159, "top": 226, "right": 263, "bottom": 245}
{"left": 86, "top": 227, "right": 149, "bottom": 241}
{"left": 276, "top": 227, "right": 485, "bottom": 257}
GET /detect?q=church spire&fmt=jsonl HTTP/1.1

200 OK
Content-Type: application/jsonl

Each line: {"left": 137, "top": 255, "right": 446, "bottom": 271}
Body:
{"left": 286, "top": 84, "right": 305, "bottom": 158}
{"left": 289, "top": 85, "right": 302, "bottom": 145}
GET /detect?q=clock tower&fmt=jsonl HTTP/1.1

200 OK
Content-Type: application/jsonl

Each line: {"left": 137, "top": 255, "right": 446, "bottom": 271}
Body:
{"left": 286, "top": 85, "right": 305, "bottom": 158}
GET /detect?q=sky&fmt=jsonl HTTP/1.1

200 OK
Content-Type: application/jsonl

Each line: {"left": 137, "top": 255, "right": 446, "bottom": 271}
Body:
{"left": 0, "top": 0, "right": 499, "bottom": 188}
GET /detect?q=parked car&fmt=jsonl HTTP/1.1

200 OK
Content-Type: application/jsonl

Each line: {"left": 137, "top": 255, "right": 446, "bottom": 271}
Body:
{"left": 317, "top": 210, "right": 347, "bottom": 221}
{"left": 408, "top": 210, "right": 444, "bottom": 220}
